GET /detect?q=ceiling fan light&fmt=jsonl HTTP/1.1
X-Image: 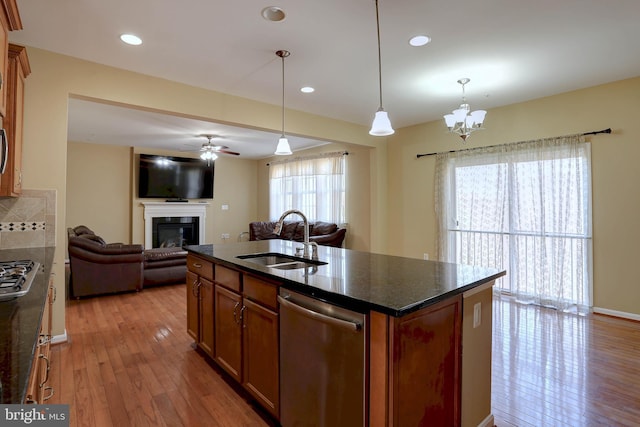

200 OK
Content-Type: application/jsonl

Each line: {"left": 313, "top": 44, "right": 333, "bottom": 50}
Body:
{"left": 369, "top": 110, "right": 395, "bottom": 136}
{"left": 200, "top": 151, "right": 217, "bottom": 161}
{"left": 275, "top": 136, "right": 292, "bottom": 155}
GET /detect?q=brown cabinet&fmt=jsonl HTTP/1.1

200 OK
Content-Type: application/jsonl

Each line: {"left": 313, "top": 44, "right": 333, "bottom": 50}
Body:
{"left": 1, "top": 43, "right": 29, "bottom": 196}
{"left": 214, "top": 284, "right": 242, "bottom": 381}
{"left": 0, "top": 1, "right": 22, "bottom": 119}
{"left": 370, "top": 295, "right": 462, "bottom": 427}
{"left": 188, "top": 260, "right": 280, "bottom": 419}
{"left": 186, "top": 254, "right": 214, "bottom": 357}
{"left": 186, "top": 270, "right": 199, "bottom": 340}
{"left": 242, "top": 274, "right": 279, "bottom": 417}
{"left": 25, "top": 280, "right": 55, "bottom": 403}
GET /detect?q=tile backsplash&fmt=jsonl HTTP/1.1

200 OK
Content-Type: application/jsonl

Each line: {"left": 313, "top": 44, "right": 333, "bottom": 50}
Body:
{"left": 0, "top": 189, "right": 56, "bottom": 249}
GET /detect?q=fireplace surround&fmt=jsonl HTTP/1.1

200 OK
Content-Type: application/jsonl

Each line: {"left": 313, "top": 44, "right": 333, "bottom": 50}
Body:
{"left": 142, "top": 202, "right": 208, "bottom": 248}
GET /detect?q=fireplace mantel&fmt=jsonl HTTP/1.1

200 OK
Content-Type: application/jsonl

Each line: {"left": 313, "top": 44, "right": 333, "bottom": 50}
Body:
{"left": 142, "top": 202, "right": 208, "bottom": 248}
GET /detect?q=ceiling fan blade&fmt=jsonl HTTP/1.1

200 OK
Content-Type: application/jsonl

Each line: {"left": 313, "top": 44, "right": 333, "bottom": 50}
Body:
{"left": 219, "top": 149, "right": 240, "bottom": 156}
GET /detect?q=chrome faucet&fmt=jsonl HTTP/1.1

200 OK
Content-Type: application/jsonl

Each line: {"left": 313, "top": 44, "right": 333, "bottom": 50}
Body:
{"left": 274, "top": 209, "right": 319, "bottom": 259}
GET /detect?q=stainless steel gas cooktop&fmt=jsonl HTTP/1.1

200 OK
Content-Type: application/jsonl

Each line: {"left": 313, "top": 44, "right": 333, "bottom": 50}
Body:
{"left": 0, "top": 260, "right": 40, "bottom": 301}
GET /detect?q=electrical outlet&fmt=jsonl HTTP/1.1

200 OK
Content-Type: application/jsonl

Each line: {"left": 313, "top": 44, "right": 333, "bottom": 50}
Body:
{"left": 473, "top": 302, "right": 482, "bottom": 328}
{"left": 221, "top": 204, "right": 229, "bottom": 210}
{"left": 221, "top": 233, "right": 230, "bottom": 239}
{"left": 423, "top": 253, "right": 429, "bottom": 260}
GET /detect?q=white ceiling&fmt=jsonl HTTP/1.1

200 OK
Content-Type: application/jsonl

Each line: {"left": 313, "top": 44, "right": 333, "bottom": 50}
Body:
{"left": 65, "top": 98, "right": 331, "bottom": 159}
{"left": 9, "top": 0, "right": 640, "bottom": 158}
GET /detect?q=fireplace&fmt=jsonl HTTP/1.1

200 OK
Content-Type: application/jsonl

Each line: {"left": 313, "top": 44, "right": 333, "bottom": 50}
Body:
{"left": 142, "top": 202, "right": 208, "bottom": 249}
{"left": 153, "top": 216, "right": 199, "bottom": 248}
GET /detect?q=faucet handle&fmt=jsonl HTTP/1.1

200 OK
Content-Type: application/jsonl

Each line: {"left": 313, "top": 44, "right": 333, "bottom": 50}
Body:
{"left": 307, "top": 241, "right": 319, "bottom": 260}
{"left": 295, "top": 246, "right": 304, "bottom": 257}
{"left": 273, "top": 221, "right": 283, "bottom": 235}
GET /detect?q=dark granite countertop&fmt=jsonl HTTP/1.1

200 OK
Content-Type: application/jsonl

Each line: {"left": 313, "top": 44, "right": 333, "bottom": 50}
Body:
{"left": 0, "top": 246, "right": 56, "bottom": 404}
{"left": 184, "top": 241, "right": 505, "bottom": 317}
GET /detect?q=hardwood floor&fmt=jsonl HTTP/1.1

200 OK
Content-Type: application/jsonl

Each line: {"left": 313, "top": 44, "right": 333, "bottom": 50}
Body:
{"left": 48, "top": 284, "right": 640, "bottom": 426}
{"left": 491, "top": 297, "right": 640, "bottom": 427}
{"left": 49, "top": 284, "right": 276, "bottom": 427}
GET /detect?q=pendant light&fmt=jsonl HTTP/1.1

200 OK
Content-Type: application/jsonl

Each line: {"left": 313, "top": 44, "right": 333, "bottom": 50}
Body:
{"left": 274, "top": 50, "right": 293, "bottom": 155}
{"left": 369, "top": 0, "right": 394, "bottom": 136}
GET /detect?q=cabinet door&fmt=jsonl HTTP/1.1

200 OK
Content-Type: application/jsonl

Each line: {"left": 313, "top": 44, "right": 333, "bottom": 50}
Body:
{"left": 0, "top": 17, "right": 7, "bottom": 117}
{"left": 1, "top": 44, "right": 28, "bottom": 196}
{"left": 199, "top": 277, "right": 214, "bottom": 356}
{"left": 214, "top": 284, "right": 242, "bottom": 381}
{"left": 242, "top": 298, "right": 279, "bottom": 418}
{"left": 186, "top": 270, "right": 199, "bottom": 341}
{"left": 391, "top": 295, "right": 462, "bottom": 427}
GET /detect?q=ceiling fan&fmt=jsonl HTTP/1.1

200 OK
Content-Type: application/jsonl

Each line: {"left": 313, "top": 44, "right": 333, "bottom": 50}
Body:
{"left": 192, "top": 134, "right": 240, "bottom": 165}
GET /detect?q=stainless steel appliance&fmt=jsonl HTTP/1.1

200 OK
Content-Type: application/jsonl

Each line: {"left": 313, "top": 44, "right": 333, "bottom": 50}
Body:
{"left": 278, "top": 288, "right": 367, "bottom": 427}
{"left": 0, "top": 260, "right": 40, "bottom": 301}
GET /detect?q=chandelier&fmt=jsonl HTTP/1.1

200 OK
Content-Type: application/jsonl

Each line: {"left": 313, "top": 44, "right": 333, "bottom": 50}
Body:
{"left": 443, "top": 78, "right": 486, "bottom": 141}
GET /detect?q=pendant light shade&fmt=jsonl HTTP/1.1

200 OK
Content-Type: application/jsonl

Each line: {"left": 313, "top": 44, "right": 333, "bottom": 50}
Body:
{"left": 275, "top": 50, "right": 293, "bottom": 155}
{"left": 369, "top": 0, "right": 394, "bottom": 136}
{"left": 370, "top": 109, "right": 394, "bottom": 136}
{"left": 275, "top": 136, "right": 292, "bottom": 155}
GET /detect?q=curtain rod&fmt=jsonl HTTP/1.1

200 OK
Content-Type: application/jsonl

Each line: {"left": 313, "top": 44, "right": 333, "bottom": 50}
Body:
{"left": 267, "top": 150, "right": 348, "bottom": 166}
{"left": 416, "top": 128, "right": 611, "bottom": 159}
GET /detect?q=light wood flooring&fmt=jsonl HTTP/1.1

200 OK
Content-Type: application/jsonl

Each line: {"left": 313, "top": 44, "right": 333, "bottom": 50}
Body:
{"left": 48, "top": 284, "right": 640, "bottom": 426}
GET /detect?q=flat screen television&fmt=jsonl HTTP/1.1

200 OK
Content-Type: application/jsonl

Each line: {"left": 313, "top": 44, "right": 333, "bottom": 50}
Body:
{"left": 138, "top": 154, "right": 214, "bottom": 200}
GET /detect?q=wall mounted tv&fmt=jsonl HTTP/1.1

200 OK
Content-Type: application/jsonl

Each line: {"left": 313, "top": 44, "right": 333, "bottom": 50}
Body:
{"left": 138, "top": 154, "right": 214, "bottom": 200}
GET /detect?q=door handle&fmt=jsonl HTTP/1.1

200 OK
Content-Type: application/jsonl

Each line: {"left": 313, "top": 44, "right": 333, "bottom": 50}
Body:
{"left": 277, "top": 295, "right": 362, "bottom": 331}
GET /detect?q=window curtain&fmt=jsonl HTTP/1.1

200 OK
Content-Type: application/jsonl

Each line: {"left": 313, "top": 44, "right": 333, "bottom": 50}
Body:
{"left": 435, "top": 135, "right": 592, "bottom": 313}
{"left": 269, "top": 151, "right": 346, "bottom": 225}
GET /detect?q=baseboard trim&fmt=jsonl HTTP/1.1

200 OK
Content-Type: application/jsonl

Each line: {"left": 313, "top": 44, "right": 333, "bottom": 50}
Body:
{"left": 593, "top": 307, "right": 640, "bottom": 322}
{"left": 477, "top": 413, "right": 494, "bottom": 427}
{"left": 51, "top": 329, "right": 68, "bottom": 344}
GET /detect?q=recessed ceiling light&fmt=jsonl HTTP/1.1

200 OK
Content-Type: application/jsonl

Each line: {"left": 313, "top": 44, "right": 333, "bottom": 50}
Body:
{"left": 300, "top": 86, "right": 315, "bottom": 93}
{"left": 120, "top": 34, "right": 142, "bottom": 46}
{"left": 262, "top": 6, "right": 286, "bottom": 22}
{"left": 409, "top": 35, "right": 431, "bottom": 47}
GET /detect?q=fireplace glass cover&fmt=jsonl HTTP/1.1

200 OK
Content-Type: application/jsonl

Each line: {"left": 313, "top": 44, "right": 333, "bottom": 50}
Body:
{"left": 152, "top": 216, "right": 199, "bottom": 248}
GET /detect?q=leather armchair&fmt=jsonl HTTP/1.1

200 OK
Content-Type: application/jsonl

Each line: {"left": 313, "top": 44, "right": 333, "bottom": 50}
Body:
{"left": 68, "top": 227, "right": 144, "bottom": 298}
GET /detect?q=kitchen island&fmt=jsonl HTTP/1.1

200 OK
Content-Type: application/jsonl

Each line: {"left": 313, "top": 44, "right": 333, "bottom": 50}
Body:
{"left": 184, "top": 240, "right": 505, "bottom": 427}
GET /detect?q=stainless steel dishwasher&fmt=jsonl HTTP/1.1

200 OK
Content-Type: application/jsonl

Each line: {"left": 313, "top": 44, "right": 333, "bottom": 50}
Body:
{"left": 278, "top": 288, "right": 367, "bottom": 427}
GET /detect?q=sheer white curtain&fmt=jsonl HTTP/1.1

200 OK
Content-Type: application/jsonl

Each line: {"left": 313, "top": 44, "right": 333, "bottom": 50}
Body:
{"left": 435, "top": 135, "right": 592, "bottom": 313}
{"left": 269, "top": 151, "right": 346, "bottom": 224}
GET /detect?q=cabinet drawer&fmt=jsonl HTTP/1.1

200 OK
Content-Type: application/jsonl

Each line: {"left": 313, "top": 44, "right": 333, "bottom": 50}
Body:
{"left": 215, "top": 264, "right": 241, "bottom": 292}
{"left": 187, "top": 254, "right": 213, "bottom": 281}
{"left": 244, "top": 275, "right": 279, "bottom": 310}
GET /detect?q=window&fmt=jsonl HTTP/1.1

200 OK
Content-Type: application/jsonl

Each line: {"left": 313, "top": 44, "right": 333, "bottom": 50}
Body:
{"left": 269, "top": 152, "right": 346, "bottom": 224}
{"left": 436, "top": 135, "right": 592, "bottom": 312}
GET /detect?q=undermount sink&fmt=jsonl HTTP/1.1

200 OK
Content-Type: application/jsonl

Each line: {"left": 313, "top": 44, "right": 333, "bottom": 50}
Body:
{"left": 236, "top": 252, "right": 327, "bottom": 270}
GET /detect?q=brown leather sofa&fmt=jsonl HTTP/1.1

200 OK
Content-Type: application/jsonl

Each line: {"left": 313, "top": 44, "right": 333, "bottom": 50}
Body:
{"left": 249, "top": 221, "right": 346, "bottom": 247}
{"left": 68, "top": 225, "right": 187, "bottom": 298}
